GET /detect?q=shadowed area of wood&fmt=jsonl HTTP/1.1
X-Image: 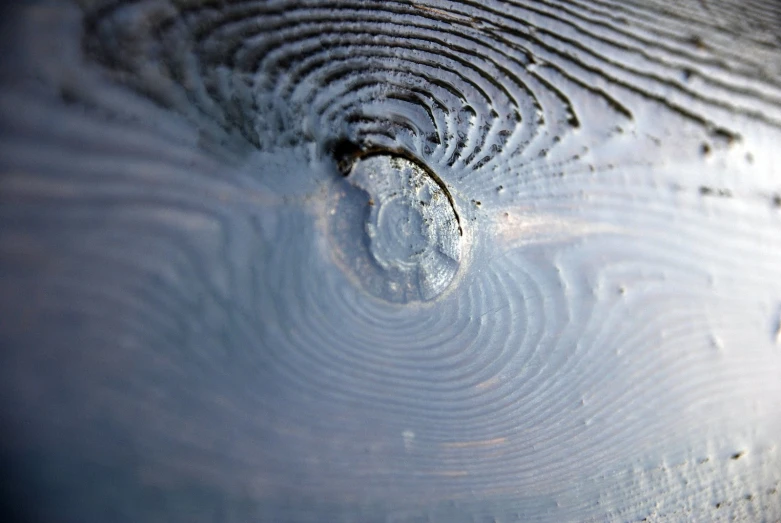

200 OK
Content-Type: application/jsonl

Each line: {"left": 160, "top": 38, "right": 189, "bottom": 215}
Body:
{"left": 1, "top": 0, "right": 781, "bottom": 521}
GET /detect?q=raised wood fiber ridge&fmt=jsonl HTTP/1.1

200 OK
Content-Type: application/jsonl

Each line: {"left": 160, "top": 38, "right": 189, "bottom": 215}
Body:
{"left": 1, "top": 0, "right": 780, "bottom": 521}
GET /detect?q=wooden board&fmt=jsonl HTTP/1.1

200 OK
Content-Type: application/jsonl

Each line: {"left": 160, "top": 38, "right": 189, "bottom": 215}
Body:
{"left": 1, "top": 0, "right": 780, "bottom": 521}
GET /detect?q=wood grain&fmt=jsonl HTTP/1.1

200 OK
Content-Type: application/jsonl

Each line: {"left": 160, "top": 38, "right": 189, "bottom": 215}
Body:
{"left": 1, "top": 0, "right": 780, "bottom": 521}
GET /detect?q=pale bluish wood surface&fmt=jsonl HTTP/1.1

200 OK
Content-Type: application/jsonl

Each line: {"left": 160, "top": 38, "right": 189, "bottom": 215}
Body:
{"left": 1, "top": 1, "right": 780, "bottom": 521}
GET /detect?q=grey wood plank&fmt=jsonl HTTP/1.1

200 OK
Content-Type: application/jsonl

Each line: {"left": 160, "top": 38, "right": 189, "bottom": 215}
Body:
{"left": 1, "top": 1, "right": 780, "bottom": 521}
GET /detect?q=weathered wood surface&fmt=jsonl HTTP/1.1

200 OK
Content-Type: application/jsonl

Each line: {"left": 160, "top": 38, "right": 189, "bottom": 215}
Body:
{"left": 1, "top": 0, "right": 781, "bottom": 521}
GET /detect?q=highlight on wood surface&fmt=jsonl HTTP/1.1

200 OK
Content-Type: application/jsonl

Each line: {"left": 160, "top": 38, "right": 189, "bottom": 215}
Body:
{"left": 0, "top": 0, "right": 780, "bottom": 521}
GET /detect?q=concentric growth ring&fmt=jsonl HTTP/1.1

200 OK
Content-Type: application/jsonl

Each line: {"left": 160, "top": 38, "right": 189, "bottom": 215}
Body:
{"left": 329, "top": 150, "right": 462, "bottom": 303}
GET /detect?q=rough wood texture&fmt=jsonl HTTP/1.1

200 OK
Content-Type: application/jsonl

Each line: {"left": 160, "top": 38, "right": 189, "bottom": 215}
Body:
{"left": 1, "top": 0, "right": 780, "bottom": 521}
